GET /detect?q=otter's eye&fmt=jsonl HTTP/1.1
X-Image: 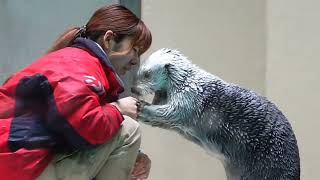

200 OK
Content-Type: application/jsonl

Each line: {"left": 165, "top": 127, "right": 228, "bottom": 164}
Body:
{"left": 144, "top": 70, "right": 151, "bottom": 79}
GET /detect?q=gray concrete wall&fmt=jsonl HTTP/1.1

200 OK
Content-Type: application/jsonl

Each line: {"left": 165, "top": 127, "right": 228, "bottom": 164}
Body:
{"left": 267, "top": 0, "right": 320, "bottom": 179}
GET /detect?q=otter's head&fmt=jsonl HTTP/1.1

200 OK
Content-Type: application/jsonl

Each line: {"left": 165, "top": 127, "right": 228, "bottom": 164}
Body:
{"left": 131, "top": 48, "right": 181, "bottom": 103}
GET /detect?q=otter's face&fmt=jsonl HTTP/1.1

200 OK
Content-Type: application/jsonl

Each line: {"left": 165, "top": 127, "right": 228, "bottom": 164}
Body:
{"left": 132, "top": 49, "right": 174, "bottom": 98}
{"left": 135, "top": 61, "right": 168, "bottom": 96}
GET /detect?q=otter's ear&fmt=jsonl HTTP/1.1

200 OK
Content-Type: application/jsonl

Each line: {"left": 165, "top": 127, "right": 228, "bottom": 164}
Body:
{"left": 164, "top": 62, "right": 172, "bottom": 70}
{"left": 164, "top": 62, "right": 172, "bottom": 74}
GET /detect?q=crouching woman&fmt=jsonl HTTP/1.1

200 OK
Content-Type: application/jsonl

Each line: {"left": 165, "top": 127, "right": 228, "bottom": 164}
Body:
{"left": 0, "top": 4, "right": 151, "bottom": 180}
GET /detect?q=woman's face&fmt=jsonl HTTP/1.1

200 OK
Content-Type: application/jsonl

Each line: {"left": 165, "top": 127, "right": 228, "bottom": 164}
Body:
{"left": 108, "top": 37, "right": 140, "bottom": 75}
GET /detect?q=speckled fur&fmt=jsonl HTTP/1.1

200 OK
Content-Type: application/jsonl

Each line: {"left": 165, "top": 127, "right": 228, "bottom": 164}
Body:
{"left": 135, "top": 48, "right": 300, "bottom": 180}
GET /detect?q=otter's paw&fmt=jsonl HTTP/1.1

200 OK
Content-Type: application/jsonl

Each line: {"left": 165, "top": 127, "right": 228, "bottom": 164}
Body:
{"left": 137, "top": 100, "right": 153, "bottom": 123}
{"left": 137, "top": 100, "right": 151, "bottom": 112}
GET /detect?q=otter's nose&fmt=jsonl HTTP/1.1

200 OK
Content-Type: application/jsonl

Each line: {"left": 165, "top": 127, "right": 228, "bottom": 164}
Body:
{"left": 131, "top": 87, "right": 141, "bottom": 96}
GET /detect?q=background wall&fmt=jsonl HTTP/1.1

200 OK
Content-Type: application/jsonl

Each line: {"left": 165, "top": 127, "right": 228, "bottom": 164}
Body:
{"left": 266, "top": 0, "right": 320, "bottom": 179}
{"left": 141, "top": 0, "right": 266, "bottom": 179}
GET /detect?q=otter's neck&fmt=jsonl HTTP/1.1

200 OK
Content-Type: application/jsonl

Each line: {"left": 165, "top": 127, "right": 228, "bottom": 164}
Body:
{"left": 167, "top": 63, "right": 225, "bottom": 119}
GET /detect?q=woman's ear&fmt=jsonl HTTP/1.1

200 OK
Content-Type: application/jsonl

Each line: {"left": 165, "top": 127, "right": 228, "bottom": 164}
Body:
{"left": 102, "top": 30, "right": 115, "bottom": 52}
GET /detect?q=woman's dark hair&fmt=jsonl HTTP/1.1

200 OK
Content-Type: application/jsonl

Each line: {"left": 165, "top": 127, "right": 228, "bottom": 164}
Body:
{"left": 46, "top": 4, "right": 152, "bottom": 55}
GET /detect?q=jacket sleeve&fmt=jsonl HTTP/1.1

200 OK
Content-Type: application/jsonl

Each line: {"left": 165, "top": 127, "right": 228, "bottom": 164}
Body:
{"left": 47, "top": 77, "right": 124, "bottom": 149}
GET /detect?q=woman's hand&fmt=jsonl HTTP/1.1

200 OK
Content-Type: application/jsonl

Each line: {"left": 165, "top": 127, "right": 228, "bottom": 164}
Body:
{"left": 111, "top": 96, "right": 138, "bottom": 119}
{"left": 131, "top": 151, "right": 152, "bottom": 180}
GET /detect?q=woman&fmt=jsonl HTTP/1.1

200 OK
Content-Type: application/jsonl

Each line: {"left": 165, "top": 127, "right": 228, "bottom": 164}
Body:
{"left": 0, "top": 4, "right": 152, "bottom": 180}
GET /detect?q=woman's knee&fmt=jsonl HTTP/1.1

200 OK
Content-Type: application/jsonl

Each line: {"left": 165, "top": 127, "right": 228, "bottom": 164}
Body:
{"left": 120, "top": 117, "right": 141, "bottom": 146}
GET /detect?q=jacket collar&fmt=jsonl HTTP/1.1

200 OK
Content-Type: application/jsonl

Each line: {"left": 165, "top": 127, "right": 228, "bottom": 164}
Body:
{"left": 72, "top": 37, "right": 125, "bottom": 89}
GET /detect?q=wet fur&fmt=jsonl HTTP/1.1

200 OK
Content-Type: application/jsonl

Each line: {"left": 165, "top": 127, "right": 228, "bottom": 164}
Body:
{"left": 135, "top": 49, "right": 300, "bottom": 180}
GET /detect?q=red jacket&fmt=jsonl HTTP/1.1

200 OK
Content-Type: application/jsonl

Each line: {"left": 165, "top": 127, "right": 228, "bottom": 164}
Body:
{"left": 0, "top": 38, "right": 125, "bottom": 179}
